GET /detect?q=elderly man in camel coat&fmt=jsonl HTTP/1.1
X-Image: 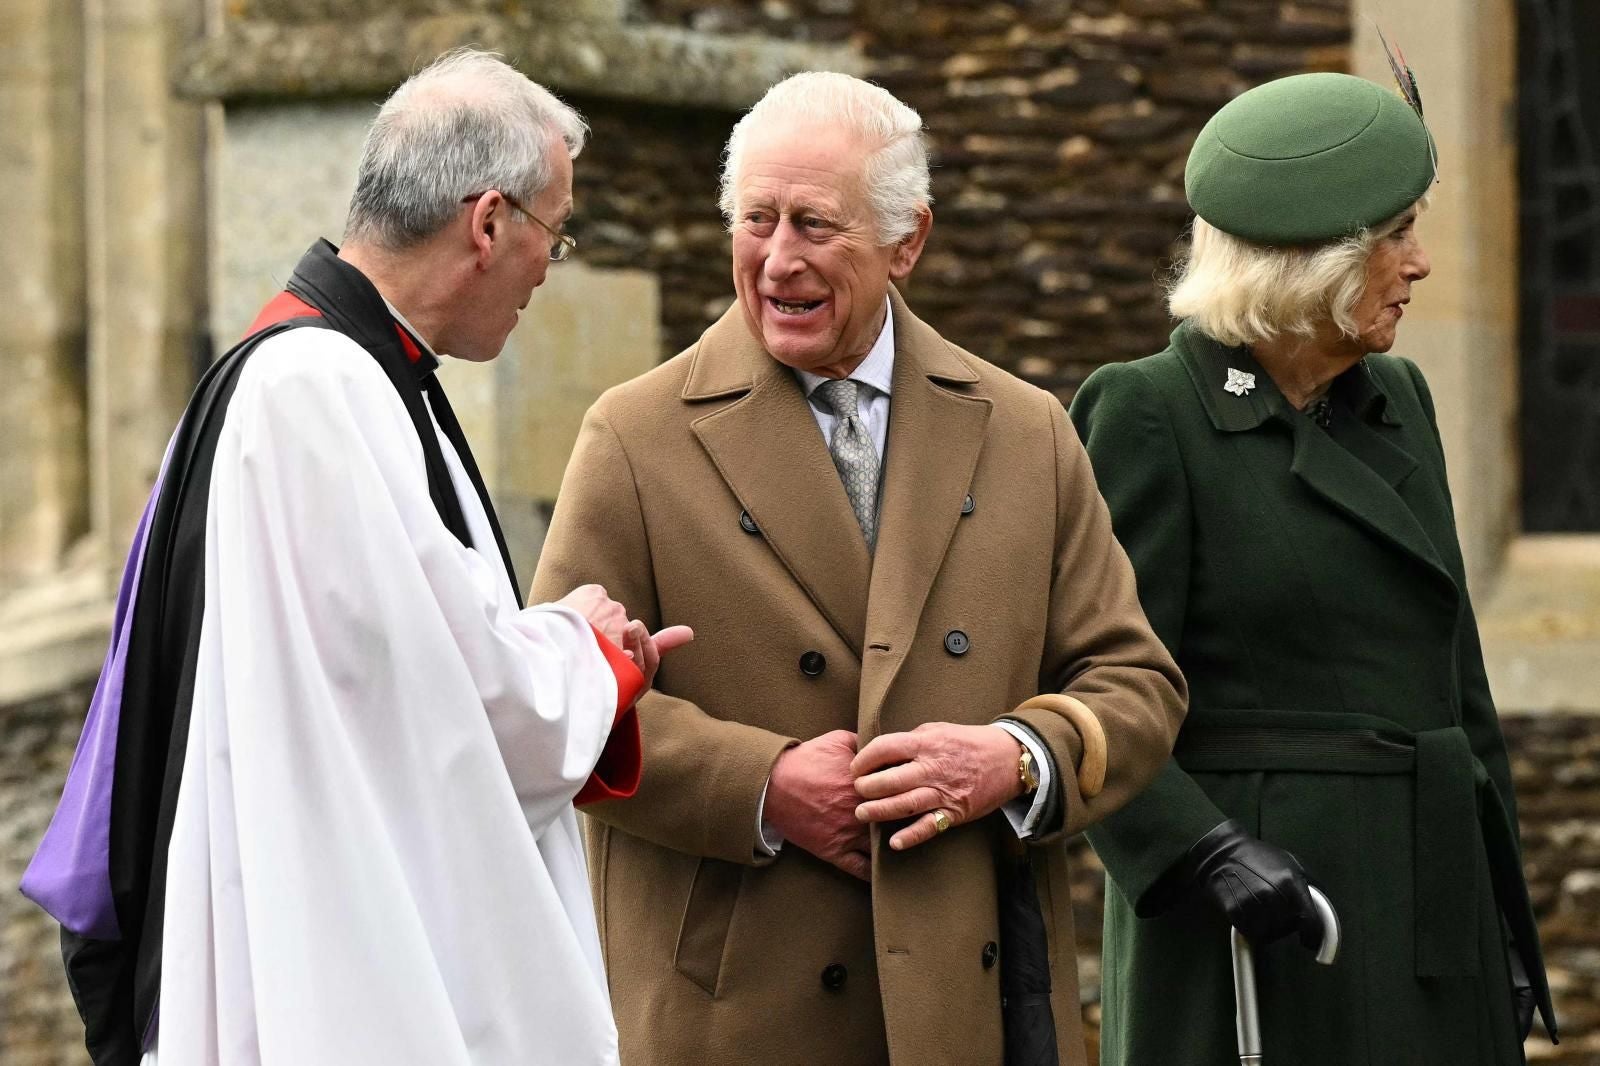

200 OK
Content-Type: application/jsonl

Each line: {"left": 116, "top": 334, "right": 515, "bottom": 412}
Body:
{"left": 531, "top": 72, "right": 1186, "bottom": 1066}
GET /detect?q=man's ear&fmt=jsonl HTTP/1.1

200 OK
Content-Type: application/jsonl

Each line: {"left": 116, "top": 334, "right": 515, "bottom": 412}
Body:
{"left": 888, "top": 205, "right": 933, "bottom": 281}
{"left": 468, "top": 192, "right": 506, "bottom": 269}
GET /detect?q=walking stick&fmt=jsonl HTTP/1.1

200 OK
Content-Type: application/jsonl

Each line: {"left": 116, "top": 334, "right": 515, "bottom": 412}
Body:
{"left": 1230, "top": 886, "right": 1340, "bottom": 1066}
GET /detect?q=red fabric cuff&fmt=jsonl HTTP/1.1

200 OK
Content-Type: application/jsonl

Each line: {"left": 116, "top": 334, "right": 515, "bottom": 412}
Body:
{"left": 574, "top": 625, "right": 645, "bottom": 807}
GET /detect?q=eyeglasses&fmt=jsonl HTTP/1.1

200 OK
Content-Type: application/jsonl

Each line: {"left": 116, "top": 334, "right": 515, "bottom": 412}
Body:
{"left": 461, "top": 191, "right": 578, "bottom": 262}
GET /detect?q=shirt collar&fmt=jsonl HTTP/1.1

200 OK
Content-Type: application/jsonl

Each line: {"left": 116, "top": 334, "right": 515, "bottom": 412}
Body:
{"left": 797, "top": 297, "right": 896, "bottom": 401}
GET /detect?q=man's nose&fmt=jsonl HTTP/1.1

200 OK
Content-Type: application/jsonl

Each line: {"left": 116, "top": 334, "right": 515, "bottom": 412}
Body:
{"left": 763, "top": 222, "right": 806, "bottom": 281}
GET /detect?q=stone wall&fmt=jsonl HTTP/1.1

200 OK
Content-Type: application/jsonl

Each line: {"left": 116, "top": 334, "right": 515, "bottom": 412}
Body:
{"left": 1, "top": 687, "right": 96, "bottom": 1066}
{"left": 632, "top": 0, "right": 1348, "bottom": 395}
{"left": 177, "top": 0, "right": 1351, "bottom": 389}
{"left": 1510, "top": 714, "right": 1600, "bottom": 1062}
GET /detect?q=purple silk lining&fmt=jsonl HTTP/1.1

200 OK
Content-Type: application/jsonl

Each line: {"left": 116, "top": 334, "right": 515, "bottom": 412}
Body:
{"left": 20, "top": 449, "right": 171, "bottom": 941}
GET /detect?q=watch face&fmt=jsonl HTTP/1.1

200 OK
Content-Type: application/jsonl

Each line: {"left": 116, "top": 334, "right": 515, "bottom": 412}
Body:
{"left": 1021, "top": 750, "right": 1039, "bottom": 792}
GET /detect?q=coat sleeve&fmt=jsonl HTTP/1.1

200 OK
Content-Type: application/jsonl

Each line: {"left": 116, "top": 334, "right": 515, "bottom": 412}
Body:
{"left": 998, "top": 382, "right": 1188, "bottom": 846}
{"left": 529, "top": 400, "right": 798, "bottom": 865}
{"left": 1398, "top": 358, "right": 1521, "bottom": 841}
{"left": 1065, "top": 361, "right": 1231, "bottom": 912}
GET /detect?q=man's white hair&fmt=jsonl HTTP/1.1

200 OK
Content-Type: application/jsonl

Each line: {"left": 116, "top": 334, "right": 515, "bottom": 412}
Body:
{"left": 344, "top": 48, "right": 588, "bottom": 250}
{"left": 1167, "top": 199, "right": 1427, "bottom": 347}
{"left": 719, "top": 71, "right": 931, "bottom": 245}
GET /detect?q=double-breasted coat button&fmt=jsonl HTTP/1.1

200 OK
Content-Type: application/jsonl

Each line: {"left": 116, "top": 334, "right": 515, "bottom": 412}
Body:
{"left": 944, "top": 630, "right": 970, "bottom": 656}
{"left": 961, "top": 493, "right": 976, "bottom": 515}
{"left": 981, "top": 941, "right": 999, "bottom": 969}
{"left": 799, "top": 651, "right": 827, "bottom": 677}
{"left": 821, "top": 963, "right": 848, "bottom": 991}
{"left": 739, "top": 510, "right": 760, "bottom": 535}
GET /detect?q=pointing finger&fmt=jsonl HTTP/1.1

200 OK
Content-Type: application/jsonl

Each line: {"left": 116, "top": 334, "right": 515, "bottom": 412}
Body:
{"left": 651, "top": 625, "right": 695, "bottom": 654}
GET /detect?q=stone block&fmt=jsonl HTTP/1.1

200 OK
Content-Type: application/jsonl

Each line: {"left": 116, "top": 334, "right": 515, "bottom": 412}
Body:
{"left": 176, "top": 12, "right": 862, "bottom": 111}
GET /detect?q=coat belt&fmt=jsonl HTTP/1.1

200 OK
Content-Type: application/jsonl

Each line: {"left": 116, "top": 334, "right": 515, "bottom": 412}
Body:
{"left": 1171, "top": 709, "right": 1554, "bottom": 1034}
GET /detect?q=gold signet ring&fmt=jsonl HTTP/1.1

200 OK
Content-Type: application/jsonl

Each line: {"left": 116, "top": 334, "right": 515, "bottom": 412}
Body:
{"left": 932, "top": 810, "right": 953, "bottom": 834}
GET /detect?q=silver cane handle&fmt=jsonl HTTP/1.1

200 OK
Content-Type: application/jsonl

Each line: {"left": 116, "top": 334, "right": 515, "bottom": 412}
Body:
{"left": 1308, "top": 885, "right": 1340, "bottom": 965}
{"left": 1231, "top": 886, "right": 1341, "bottom": 1065}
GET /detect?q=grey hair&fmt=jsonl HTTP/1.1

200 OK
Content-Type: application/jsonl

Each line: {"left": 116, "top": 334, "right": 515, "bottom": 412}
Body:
{"left": 718, "top": 71, "right": 931, "bottom": 245}
{"left": 344, "top": 48, "right": 587, "bottom": 250}
{"left": 1167, "top": 198, "right": 1428, "bottom": 347}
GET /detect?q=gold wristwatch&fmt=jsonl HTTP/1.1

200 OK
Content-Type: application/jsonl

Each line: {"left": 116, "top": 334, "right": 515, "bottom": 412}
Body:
{"left": 1018, "top": 745, "right": 1040, "bottom": 795}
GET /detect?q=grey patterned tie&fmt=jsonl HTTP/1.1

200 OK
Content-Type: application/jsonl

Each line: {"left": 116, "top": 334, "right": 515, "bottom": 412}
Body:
{"left": 812, "top": 377, "right": 880, "bottom": 549}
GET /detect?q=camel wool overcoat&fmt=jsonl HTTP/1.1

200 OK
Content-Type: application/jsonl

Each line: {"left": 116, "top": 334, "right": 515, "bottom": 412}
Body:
{"left": 530, "top": 291, "right": 1186, "bottom": 1066}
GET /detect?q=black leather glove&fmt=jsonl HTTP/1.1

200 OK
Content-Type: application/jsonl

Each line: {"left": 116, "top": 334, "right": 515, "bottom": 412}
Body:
{"left": 1177, "top": 819, "right": 1324, "bottom": 949}
{"left": 1508, "top": 941, "right": 1536, "bottom": 1039}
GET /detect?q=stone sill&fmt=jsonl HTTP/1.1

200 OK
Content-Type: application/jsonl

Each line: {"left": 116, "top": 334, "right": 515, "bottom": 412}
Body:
{"left": 1480, "top": 535, "right": 1600, "bottom": 716}
{"left": 0, "top": 566, "right": 113, "bottom": 709}
{"left": 174, "top": 13, "right": 862, "bottom": 111}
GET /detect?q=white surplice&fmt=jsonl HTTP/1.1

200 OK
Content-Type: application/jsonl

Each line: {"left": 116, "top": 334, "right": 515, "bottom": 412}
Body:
{"left": 150, "top": 327, "right": 623, "bottom": 1065}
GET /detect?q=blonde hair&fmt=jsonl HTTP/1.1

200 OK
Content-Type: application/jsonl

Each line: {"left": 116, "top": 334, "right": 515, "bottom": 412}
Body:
{"left": 1167, "top": 199, "right": 1426, "bottom": 347}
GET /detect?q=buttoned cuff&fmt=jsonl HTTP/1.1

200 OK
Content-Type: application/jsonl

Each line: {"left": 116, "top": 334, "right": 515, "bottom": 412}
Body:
{"left": 992, "top": 721, "right": 1053, "bottom": 839}
{"left": 756, "top": 778, "right": 785, "bottom": 856}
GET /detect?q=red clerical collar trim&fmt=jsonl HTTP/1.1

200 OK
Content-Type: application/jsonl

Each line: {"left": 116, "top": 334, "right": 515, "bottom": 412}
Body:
{"left": 393, "top": 323, "right": 424, "bottom": 363}
{"left": 244, "top": 290, "right": 322, "bottom": 337}
{"left": 243, "top": 290, "right": 437, "bottom": 375}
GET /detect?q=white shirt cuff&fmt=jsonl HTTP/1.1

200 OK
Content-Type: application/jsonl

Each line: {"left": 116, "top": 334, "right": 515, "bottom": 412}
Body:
{"left": 756, "top": 779, "right": 784, "bottom": 856}
{"left": 992, "top": 721, "right": 1053, "bottom": 840}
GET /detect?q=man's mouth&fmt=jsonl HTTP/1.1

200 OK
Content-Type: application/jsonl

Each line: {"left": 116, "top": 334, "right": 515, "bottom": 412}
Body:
{"left": 768, "top": 296, "right": 824, "bottom": 316}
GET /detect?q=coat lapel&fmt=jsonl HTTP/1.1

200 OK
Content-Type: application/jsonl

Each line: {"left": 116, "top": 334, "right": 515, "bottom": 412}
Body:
{"left": 687, "top": 307, "right": 873, "bottom": 656}
{"left": 859, "top": 292, "right": 990, "bottom": 733}
{"left": 1173, "top": 323, "right": 1456, "bottom": 593}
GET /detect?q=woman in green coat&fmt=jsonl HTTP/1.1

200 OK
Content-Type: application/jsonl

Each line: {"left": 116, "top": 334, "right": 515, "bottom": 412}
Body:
{"left": 1072, "top": 72, "right": 1557, "bottom": 1065}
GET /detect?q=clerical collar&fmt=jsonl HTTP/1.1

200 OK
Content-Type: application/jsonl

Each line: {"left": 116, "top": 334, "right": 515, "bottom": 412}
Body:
{"left": 382, "top": 298, "right": 441, "bottom": 369}
{"left": 796, "top": 296, "right": 896, "bottom": 400}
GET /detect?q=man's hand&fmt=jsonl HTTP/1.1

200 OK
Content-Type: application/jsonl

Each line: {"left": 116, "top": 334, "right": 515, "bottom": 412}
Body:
{"left": 621, "top": 619, "right": 694, "bottom": 694}
{"left": 851, "top": 722, "right": 1023, "bottom": 851}
{"left": 557, "top": 584, "right": 628, "bottom": 646}
{"left": 764, "top": 730, "right": 870, "bottom": 881}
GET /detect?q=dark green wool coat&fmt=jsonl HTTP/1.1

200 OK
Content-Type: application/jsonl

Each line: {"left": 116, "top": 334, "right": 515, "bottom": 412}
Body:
{"left": 1070, "top": 322, "right": 1555, "bottom": 1066}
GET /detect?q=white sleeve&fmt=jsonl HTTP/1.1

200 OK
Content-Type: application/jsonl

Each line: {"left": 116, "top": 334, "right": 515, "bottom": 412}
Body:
{"left": 992, "top": 721, "right": 1054, "bottom": 839}
{"left": 219, "top": 331, "right": 621, "bottom": 834}
{"left": 755, "top": 780, "right": 784, "bottom": 856}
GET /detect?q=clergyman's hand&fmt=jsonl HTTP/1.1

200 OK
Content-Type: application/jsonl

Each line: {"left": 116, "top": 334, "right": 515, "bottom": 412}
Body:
{"left": 556, "top": 584, "right": 628, "bottom": 647}
{"left": 851, "top": 722, "right": 1023, "bottom": 851}
{"left": 621, "top": 619, "right": 694, "bottom": 695}
{"left": 764, "top": 730, "right": 870, "bottom": 881}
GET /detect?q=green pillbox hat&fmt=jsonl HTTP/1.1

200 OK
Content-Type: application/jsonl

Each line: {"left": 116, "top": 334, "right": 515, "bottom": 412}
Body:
{"left": 1185, "top": 72, "right": 1436, "bottom": 245}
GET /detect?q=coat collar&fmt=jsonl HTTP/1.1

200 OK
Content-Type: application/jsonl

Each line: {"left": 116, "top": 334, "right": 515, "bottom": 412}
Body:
{"left": 1172, "top": 319, "right": 1452, "bottom": 591}
{"left": 1171, "top": 320, "right": 1402, "bottom": 434}
{"left": 686, "top": 287, "right": 989, "bottom": 672}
